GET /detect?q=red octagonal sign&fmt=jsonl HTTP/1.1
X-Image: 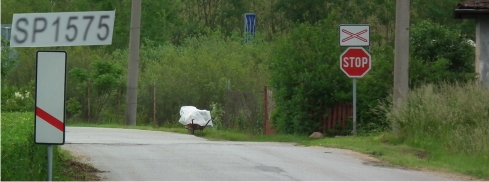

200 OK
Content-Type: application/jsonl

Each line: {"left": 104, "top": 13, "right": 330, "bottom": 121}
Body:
{"left": 340, "top": 47, "right": 371, "bottom": 78}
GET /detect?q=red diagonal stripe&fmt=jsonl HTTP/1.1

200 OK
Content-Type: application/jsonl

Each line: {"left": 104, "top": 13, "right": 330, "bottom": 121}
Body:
{"left": 36, "top": 107, "right": 64, "bottom": 132}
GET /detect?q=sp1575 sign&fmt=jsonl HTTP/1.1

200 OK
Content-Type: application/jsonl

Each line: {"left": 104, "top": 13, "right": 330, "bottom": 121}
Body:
{"left": 10, "top": 11, "right": 115, "bottom": 47}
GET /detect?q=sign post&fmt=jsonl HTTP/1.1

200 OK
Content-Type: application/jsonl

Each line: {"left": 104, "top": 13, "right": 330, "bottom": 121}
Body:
{"left": 340, "top": 47, "right": 371, "bottom": 135}
{"left": 339, "top": 24, "right": 370, "bottom": 135}
{"left": 10, "top": 11, "right": 115, "bottom": 181}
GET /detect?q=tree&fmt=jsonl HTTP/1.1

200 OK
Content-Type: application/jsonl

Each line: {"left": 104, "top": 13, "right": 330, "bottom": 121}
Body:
{"left": 409, "top": 20, "right": 475, "bottom": 86}
{"left": 68, "top": 60, "right": 123, "bottom": 122}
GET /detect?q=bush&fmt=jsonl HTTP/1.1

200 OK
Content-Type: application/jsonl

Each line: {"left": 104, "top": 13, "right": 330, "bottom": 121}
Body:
{"left": 1, "top": 81, "right": 35, "bottom": 112}
{"left": 355, "top": 46, "right": 394, "bottom": 135}
{"left": 410, "top": 20, "right": 475, "bottom": 86}
{"left": 136, "top": 31, "right": 270, "bottom": 128}
{"left": 356, "top": 20, "right": 477, "bottom": 135}
{"left": 269, "top": 15, "right": 351, "bottom": 135}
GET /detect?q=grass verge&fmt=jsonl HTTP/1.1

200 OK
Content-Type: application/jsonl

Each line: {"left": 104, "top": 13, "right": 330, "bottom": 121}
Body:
{"left": 1, "top": 112, "right": 101, "bottom": 181}
{"left": 306, "top": 134, "right": 486, "bottom": 180}
{"left": 378, "top": 81, "right": 489, "bottom": 180}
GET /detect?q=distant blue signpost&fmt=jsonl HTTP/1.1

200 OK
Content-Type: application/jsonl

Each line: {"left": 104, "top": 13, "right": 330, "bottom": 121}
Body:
{"left": 244, "top": 13, "right": 256, "bottom": 44}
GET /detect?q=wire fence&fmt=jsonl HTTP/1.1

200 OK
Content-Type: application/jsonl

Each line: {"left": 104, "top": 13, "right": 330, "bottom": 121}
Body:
{"left": 65, "top": 82, "right": 267, "bottom": 134}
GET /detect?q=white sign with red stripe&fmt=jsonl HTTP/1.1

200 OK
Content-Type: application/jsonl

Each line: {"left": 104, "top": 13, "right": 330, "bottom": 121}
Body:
{"left": 339, "top": 24, "right": 370, "bottom": 47}
{"left": 35, "top": 51, "right": 66, "bottom": 144}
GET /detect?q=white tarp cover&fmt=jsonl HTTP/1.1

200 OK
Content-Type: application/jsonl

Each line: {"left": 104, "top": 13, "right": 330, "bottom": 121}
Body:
{"left": 178, "top": 106, "right": 213, "bottom": 126}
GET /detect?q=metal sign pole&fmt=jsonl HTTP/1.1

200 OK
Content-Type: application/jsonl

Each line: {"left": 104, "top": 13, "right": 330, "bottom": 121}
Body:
{"left": 48, "top": 145, "right": 53, "bottom": 181}
{"left": 353, "top": 78, "right": 357, "bottom": 135}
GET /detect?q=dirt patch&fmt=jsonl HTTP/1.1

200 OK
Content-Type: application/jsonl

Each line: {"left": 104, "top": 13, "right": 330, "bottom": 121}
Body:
{"left": 60, "top": 157, "right": 103, "bottom": 181}
{"left": 414, "top": 151, "right": 428, "bottom": 159}
{"left": 60, "top": 146, "right": 104, "bottom": 181}
{"left": 417, "top": 168, "right": 484, "bottom": 181}
{"left": 64, "top": 148, "right": 91, "bottom": 163}
{"left": 399, "top": 148, "right": 429, "bottom": 159}
{"left": 342, "top": 149, "right": 382, "bottom": 163}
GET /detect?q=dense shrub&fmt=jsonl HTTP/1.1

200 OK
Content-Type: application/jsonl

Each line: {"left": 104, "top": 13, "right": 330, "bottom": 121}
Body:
{"left": 356, "top": 20, "right": 476, "bottom": 135}
{"left": 410, "top": 20, "right": 475, "bottom": 86}
{"left": 1, "top": 81, "right": 35, "bottom": 112}
{"left": 268, "top": 16, "right": 352, "bottom": 135}
{"left": 355, "top": 46, "right": 394, "bottom": 134}
{"left": 134, "top": 32, "right": 270, "bottom": 129}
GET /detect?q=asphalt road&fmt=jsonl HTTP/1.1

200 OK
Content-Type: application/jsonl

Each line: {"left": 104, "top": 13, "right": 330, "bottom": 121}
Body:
{"left": 62, "top": 127, "right": 462, "bottom": 181}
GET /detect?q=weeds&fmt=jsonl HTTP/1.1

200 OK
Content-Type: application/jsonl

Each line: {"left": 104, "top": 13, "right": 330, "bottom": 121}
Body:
{"left": 1, "top": 112, "right": 97, "bottom": 181}
{"left": 379, "top": 81, "right": 489, "bottom": 178}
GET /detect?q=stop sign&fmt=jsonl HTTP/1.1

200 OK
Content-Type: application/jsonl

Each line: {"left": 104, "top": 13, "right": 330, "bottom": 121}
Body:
{"left": 340, "top": 47, "right": 371, "bottom": 78}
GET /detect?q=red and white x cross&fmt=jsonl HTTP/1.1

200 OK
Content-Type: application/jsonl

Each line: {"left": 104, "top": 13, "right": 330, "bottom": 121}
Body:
{"left": 341, "top": 29, "right": 368, "bottom": 43}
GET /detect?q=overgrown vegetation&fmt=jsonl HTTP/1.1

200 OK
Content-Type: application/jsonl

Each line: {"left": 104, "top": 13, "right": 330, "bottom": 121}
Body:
{"left": 1, "top": 0, "right": 476, "bottom": 133}
{"left": 1, "top": 112, "right": 100, "bottom": 181}
{"left": 2, "top": 0, "right": 487, "bottom": 179}
{"left": 269, "top": 16, "right": 349, "bottom": 134}
{"left": 380, "top": 81, "right": 489, "bottom": 178}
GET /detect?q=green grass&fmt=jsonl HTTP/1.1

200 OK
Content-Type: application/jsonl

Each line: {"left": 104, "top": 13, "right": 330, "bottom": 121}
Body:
{"left": 376, "top": 81, "right": 489, "bottom": 180}
{"left": 306, "top": 134, "right": 488, "bottom": 180}
{"left": 1, "top": 112, "right": 100, "bottom": 181}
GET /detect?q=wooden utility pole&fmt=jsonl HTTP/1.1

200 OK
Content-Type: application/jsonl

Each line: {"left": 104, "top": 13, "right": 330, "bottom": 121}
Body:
{"left": 125, "top": 0, "right": 141, "bottom": 126}
{"left": 393, "top": 0, "right": 410, "bottom": 133}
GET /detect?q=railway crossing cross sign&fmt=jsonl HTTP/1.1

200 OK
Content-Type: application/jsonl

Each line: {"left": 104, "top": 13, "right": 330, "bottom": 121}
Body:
{"left": 339, "top": 24, "right": 370, "bottom": 47}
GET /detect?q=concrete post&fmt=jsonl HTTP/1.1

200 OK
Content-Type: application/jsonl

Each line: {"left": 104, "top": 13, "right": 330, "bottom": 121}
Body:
{"left": 393, "top": 0, "right": 410, "bottom": 133}
{"left": 476, "top": 17, "right": 489, "bottom": 87}
{"left": 125, "top": 0, "right": 142, "bottom": 126}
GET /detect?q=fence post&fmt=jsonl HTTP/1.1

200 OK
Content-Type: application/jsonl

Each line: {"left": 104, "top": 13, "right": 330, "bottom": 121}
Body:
{"left": 264, "top": 86, "right": 268, "bottom": 135}
{"left": 117, "top": 81, "right": 122, "bottom": 124}
{"left": 153, "top": 82, "right": 156, "bottom": 127}
{"left": 87, "top": 79, "right": 91, "bottom": 123}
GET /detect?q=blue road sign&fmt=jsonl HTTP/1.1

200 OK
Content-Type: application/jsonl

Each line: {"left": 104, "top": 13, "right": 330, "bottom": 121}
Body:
{"left": 244, "top": 13, "right": 256, "bottom": 44}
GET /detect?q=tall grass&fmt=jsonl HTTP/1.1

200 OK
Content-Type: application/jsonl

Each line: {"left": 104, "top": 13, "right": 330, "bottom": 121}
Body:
{"left": 1, "top": 112, "right": 67, "bottom": 180}
{"left": 382, "top": 81, "right": 489, "bottom": 168}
